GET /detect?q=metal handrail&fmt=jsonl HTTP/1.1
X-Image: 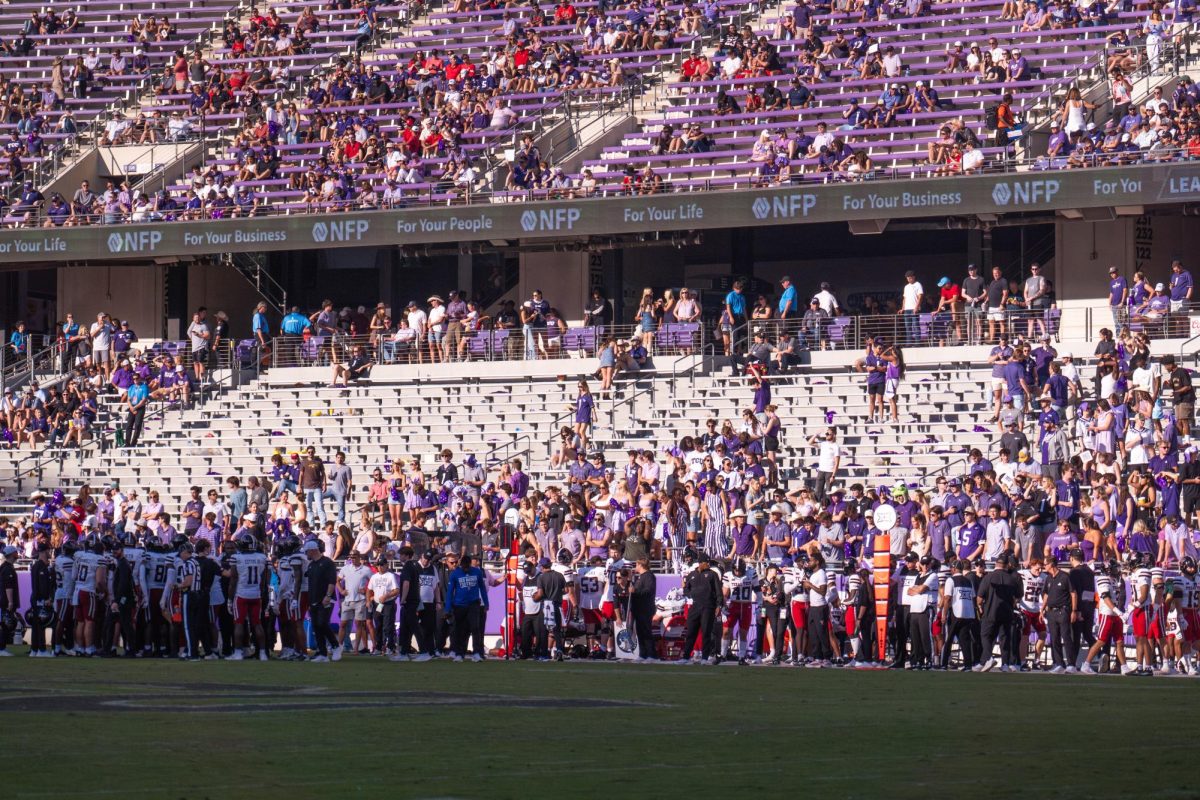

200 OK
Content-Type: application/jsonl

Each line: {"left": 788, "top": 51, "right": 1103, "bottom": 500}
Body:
{"left": 482, "top": 433, "right": 531, "bottom": 470}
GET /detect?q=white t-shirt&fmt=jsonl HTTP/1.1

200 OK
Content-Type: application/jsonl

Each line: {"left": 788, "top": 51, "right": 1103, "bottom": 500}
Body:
{"left": 367, "top": 571, "right": 398, "bottom": 604}
{"left": 427, "top": 304, "right": 447, "bottom": 332}
{"left": 816, "top": 441, "right": 843, "bottom": 473}
{"left": 902, "top": 281, "right": 924, "bottom": 311}
{"left": 90, "top": 321, "right": 113, "bottom": 350}
{"left": 807, "top": 568, "right": 829, "bottom": 607}
{"left": 338, "top": 563, "right": 373, "bottom": 602}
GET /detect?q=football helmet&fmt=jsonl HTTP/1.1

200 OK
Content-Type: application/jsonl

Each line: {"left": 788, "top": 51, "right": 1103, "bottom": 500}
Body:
{"left": 62, "top": 539, "right": 79, "bottom": 557}
{"left": 170, "top": 533, "right": 190, "bottom": 552}
{"left": 1182, "top": 556, "right": 1197, "bottom": 575}
{"left": 101, "top": 534, "right": 120, "bottom": 552}
{"left": 681, "top": 546, "right": 698, "bottom": 566}
{"left": 84, "top": 533, "right": 103, "bottom": 554}
{"left": 557, "top": 548, "right": 573, "bottom": 566}
{"left": 235, "top": 532, "right": 257, "bottom": 553}
{"left": 23, "top": 604, "right": 54, "bottom": 628}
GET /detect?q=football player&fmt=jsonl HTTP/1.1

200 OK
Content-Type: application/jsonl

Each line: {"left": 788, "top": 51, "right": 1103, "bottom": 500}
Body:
{"left": 576, "top": 555, "right": 609, "bottom": 657}
{"left": 72, "top": 534, "right": 107, "bottom": 656}
{"left": 140, "top": 532, "right": 174, "bottom": 656}
{"left": 227, "top": 532, "right": 269, "bottom": 661}
{"left": 1170, "top": 557, "right": 1199, "bottom": 675}
{"left": 721, "top": 558, "right": 756, "bottom": 664}
{"left": 52, "top": 538, "right": 77, "bottom": 655}
{"left": 1130, "top": 553, "right": 1156, "bottom": 675}
{"left": 1080, "top": 560, "right": 1134, "bottom": 675}
{"left": 784, "top": 553, "right": 809, "bottom": 663}
{"left": 1017, "top": 558, "right": 1047, "bottom": 669}
{"left": 274, "top": 533, "right": 308, "bottom": 660}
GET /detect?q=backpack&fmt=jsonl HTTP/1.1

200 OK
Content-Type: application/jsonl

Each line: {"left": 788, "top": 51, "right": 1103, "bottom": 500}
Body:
{"left": 984, "top": 104, "right": 1000, "bottom": 129}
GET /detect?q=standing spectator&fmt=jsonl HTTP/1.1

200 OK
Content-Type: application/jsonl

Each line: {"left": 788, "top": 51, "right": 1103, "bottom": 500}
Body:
{"left": 933, "top": 277, "right": 962, "bottom": 345}
{"left": 1164, "top": 355, "right": 1194, "bottom": 438}
{"left": 812, "top": 282, "right": 841, "bottom": 317}
{"left": 583, "top": 289, "right": 612, "bottom": 328}
{"left": 300, "top": 446, "right": 328, "bottom": 524}
{"left": 777, "top": 275, "right": 798, "bottom": 319}
{"left": 113, "top": 319, "right": 137, "bottom": 357}
{"left": 304, "top": 540, "right": 341, "bottom": 662}
{"left": 522, "top": 290, "right": 549, "bottom": 361}
{"left": 426, "top": 295, "right": 446, "bottom": 364}
{"left": 986, "top": 266, "right": 1009, "bottom": 342}
{"left": 123, "top": 373, "right": 149, "bottom": 447}
{"left": 961, "top": 264, "right": 987, "bottom": 344}
{"left": 573, "top": 380, "right": 594, "bottom": 454}
{"left": 89, "top": 312, "right": 114, "bottom": 378}
{"left": 251, "top": 301, "right": 271, "bottom": 355}
{"left": 327, "top": 451, "right": 353, "bottom": 524}
{"left": 8, "top": 320, "right": 28, "bottom": 358}
{"left": 1022, "top": 263, "right": 1049, "bottom": 339}
{"left": 186, "top": 310, "right": 210, "bottom": 383}
{"left": 898, "top": 270, "right": 924, "bottom": 345}
{"left": 807, "top": 427, "right": 842, "bottom": 503}
{"left": 724, "top": 279, "right": 747, "bottom": 352}
{"left": 855, "top": 337, "right": 888, "bottom": 422}
{"left": 1107, "top": 266, "right": 1128, "bottom": 329}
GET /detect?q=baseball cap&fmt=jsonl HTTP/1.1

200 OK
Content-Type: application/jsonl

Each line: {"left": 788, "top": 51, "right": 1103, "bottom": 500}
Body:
{"left": 937, "top": 277, "right": 949, "bottom": 287}
{"left": 302, "top": 540, "right": 320, "bottom": 553}
{"left": 538, "top": 557, "right": 552, "bottom": 568}
{"left": 2, "top": 545, "right": 17, "bottom": 557}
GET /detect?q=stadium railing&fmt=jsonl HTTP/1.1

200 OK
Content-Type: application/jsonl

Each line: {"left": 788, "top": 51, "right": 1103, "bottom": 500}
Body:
{"left": 9, "top": 146, "right": 1200, "bottom": 230}
{"left": 268, "top": 323, "right": 706, "bottom": 368}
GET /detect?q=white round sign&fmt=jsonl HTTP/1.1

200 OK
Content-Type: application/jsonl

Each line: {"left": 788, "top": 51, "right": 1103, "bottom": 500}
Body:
{"left": 872, "top": 504, "right": 897, "bottom": 532}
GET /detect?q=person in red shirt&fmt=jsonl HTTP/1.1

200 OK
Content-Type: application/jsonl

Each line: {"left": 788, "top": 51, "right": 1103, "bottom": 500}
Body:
{"left": 934, "top": 276, "right": 964, "bottom": 345}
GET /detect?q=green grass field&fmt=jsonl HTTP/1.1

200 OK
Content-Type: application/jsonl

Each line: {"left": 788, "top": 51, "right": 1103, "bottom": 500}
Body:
{"left": 2, "top": 647, "right": 1198, "bottom": 800}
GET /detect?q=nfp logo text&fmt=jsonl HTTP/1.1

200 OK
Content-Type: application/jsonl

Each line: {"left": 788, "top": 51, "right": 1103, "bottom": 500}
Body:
{"left": 751, "top": 194, "right": 817, "bottom": 220}
{"left": 520, "top": 208, "right": 580, "bottom": 233}
{"left": 991, "top": 179, "right": 1060, "bottom": 207}
{"left": 312, "top": 219, "right": 369, "bottom": 243}
{"left": 107, "top": 230, "right": 162, "bottom": 254}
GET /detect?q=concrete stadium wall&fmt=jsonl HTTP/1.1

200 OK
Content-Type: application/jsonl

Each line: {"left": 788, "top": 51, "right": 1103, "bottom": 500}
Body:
{"left": 56, "top": 264, "right": 165, "bottom": 338}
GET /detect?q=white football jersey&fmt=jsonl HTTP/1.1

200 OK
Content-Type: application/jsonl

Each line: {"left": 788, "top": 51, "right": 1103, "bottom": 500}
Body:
{"left": 53, "top": 554, "right": 75, "bottom": 600}
{"left": 722, "top": 568, "right": 758, "bottom": 604}
{"left": 1018, "top": 569, "right": 1045, "bottom": 612}
{"left": 577, "top": 566, "right": 605, "bottom": 610}
{"left": 72, "top": 552, "right": 100, "bottom": 595}
{"left": 1134, "top": 567, "right": 1153, "bottom": 608}
{"left": 1174, "top": 574, "right": 1198, "bottom": 609}
{"left": 232, "top": 552, "right": 268, "bottom": 600}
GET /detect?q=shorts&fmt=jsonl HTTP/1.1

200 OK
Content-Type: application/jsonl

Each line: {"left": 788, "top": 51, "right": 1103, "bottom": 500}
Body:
{"left": 599, "top": 601, "right": 615, "bottom": 620}
{"left": 1132, "top": 606, "right": 1154, "bottom": 638}
{"left": 723, "top": 602, "right": 752, "bottom": 632}
{"left": 991, "top": 377, "right": 1006, "bottom": 393}
{"left": 1176, "top": 402, "right": 1194, "bottom": 425}
{"left": 764, "top": 434, "right": 779, "bottom": 453}
{"left": 1097, "top": 615, "right": 1123, "bottom": 645}
{"left": 845, "top": 607, "right": 857, "bottom": 637}
{"left": 987, "top": 307, "right": 1005, "bottom": 322}
{"left": 92, "top": 349, "right": 110, "bottom": 365}
{"left": 867, "top": 382, "right": 884, "bottom": 396}
{"left": 1183, "top": 609, "right": 1200, "bottom": 643}
{"left": 235, "top": 597, "right": 263, "bottom": 624}
{"left": 790, "top": 600, "right": 808, "bottom": 630}
{"left": 931, "top": 614, "right": 943, "bottom": 638}
{"left": 74, "top": 591, "right": 95, "bottom": 623}
{"left": 884, "top": 378, "right": 899, "bottom": 400}
{"left": 342, "top": 598, "right": 367, "bottom": 622}
{"left": 192, "top": 348, "right": 209, "bottom": 363}
{"left": 1021, "top": 609, "right": 1046, "bottom": 636}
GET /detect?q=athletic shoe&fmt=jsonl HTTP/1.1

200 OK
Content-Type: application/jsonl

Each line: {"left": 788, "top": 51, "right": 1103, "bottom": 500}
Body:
{"left": 331, "top": 646, "right": 343, "bottom": 662}
{"left": 1075, "top": 652, "right": 1088, "bottom": 670}
{"left": 1049, "top": 665, "right": 1065, "bottom": 674}
{"left": 389, "top": 654, "right": 410, "bottom": 662}
{"left": 1064, "top": 666, "right": 1078, "bottom": 674}
{"left": 204, "top": 654, "right": 219, "bottom": 661}
{"left": 258, "top": 652, "right": 268, "bottom": 662}
{"left": 451, "top": 655, "right": 464, "bottom": 662}
{"left": 310, "top": 655, "right": 329, "bottom": 663}
{"left": 1121, "top": 664, "right": 1138, "bottom": 675}
{"left": 1079, "top": 663, "right": 1096, "bottom": 675}
{"left": 412, "top": 654, "right": 432, "bottom": 662}
{"left": 472, "top": 654, "right": 484, "bottom": 663}
{"left": 979, "top": 659, "right": 996, "bottom": 672}
{"left": 228, "top": 651, "right": 244, "bottom": 661}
